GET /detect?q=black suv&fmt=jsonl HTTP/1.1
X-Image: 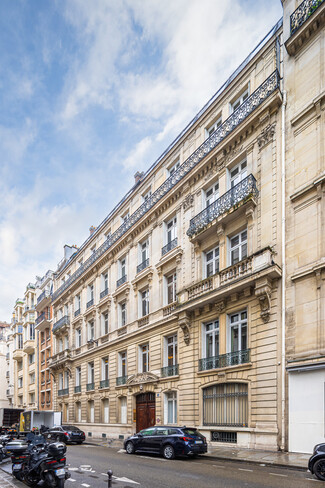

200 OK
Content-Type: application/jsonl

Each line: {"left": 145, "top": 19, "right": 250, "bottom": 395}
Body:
{"left": 47, "top": 425, "right": 85, "bottom": 444}
{"left": 124, "top": 426, "right": 207, "bottom": 459}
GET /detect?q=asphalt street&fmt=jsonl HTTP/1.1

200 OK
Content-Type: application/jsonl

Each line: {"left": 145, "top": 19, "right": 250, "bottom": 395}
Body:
{"left": 0, "top": 444, "right": 320, "bottom": 488}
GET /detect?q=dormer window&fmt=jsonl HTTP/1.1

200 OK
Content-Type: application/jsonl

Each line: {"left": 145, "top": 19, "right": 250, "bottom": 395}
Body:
{"left": 206, "top": 116, "right": 222, "bottom": 139}
{"left": 231, "top": 86, "right": 249, "bottom": 113}
{"left": 168, "top": 159, "right": 180, "bottom": 177}
{"left": 142, "top": 188, "right": 152, "bottom": 202}
{"left": 121, "top": 212, "right": 129, "bottom": 224}
{"left": 91, "top": 244, "right": 96, "bottom": 254}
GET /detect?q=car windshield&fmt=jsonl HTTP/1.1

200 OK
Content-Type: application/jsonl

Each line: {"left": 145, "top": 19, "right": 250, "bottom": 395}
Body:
{"left": 182, "top": 428, "right": 199, "bottom": 436}
{"left": 62, "top": 425, "right": 80, "bottom": 432}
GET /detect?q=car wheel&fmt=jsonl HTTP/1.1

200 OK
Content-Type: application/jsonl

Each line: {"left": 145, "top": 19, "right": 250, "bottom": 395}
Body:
{"left": 314, "top": 459, "right": 325, "bottom": 481}
{"left": 125, "top": 441, "right": 135, "bottom": 454}
{"left": 163, "top": 444, "right": 175, "bottom": 460}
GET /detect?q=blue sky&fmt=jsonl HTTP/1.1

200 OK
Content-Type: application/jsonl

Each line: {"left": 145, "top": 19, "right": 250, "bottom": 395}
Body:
{"left": 0, "top": 0, "right": 283, "bottom": 320}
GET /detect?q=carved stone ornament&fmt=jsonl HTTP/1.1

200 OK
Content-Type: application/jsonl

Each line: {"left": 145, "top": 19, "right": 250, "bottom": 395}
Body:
{"left": 126, "top": 372, "right": 159, "bottom": 385}
{"left": 183, "top": 194, "right": 194, "bottom": 211}
{"left": 255, "top": 280, "right": 272, "bottom": 323}
{"left": 257, "top": 123, "right": 275, "bottom": 150}
{"left": 215, "top": 300, "right": 226, "bottom": 313}
{"left": 179, "top": 316, "right": 191, "bottom": 345}
{"left": 224, "top": 144, "right": 243, "bottom": 163}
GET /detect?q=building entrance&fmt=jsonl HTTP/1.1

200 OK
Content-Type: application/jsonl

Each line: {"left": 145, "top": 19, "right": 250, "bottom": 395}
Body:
{"left": 136, "top": 392, "right": 155, "bottom": 432}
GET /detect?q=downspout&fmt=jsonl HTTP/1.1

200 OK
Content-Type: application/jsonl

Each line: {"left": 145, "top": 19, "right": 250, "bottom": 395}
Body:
{"left": 280, "top": 34, "right": 287, "bottom": 452}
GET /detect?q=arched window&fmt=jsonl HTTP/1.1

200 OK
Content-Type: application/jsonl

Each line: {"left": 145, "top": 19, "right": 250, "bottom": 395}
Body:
{"left": 203, "top": 383, "right": 248, "bottom": 427}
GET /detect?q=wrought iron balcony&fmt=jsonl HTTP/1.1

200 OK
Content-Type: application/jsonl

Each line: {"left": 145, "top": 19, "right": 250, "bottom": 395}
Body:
{"left": 36, "top": 312, "right": 50, "bottom": 325}
{"left": 137, "top": 258, "right": 149, "bottom": 274}
{"left": 290, "top": 0, "right": 324, "bottom": 35}
{"left": 198, "top": 349, "right": 250, "bottom": 371}
{"left": 116, "top": 375, "right": 127, "bottom": 386}
{"left": 187, "top": 174, "right": 258, "bottom": 238}
{"left": 116, "top": 275, "right": 127, "bottom": 288}
{"left": 86, "top": 382, "right": 95, "bottom": 391}
{"left": 86, "top": 298, "right": 94, "bottom": 309}
{"left": 161, "top": 364, "right": 179, "bottom": 377}
{"left": 162, "top": 238, "right": 178, "bottom": 256}
{"left": 100, "top": 288, "right": 109, "bottom": 299}
{"left": 58, "top": 388, "right": 69, "bottom": 397}
{"left": 52, "top": 315, "right": 70, "bottom": 333}
{"left": 37, "top": 290, "right": 51, "bottom": 305}
{"left": 99, "top": 379, "right": 109, "bottom": 389}
{"left": 74, "top": 308, "right": 80, "bottom": 317}
{"left": 52, "top": 70, "right": 280, "bottom": 303}
{"left": 74, "top": 385, "right": 81, "bottom": 393}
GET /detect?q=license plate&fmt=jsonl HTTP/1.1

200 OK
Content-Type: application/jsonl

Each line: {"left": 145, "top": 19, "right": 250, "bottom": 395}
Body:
{"left": 13, "top": 464, "right": 22, "bottom": 470}
{"left": 55, "top": 468, "right": 65, "bottom": 476}
{"left": 195, "top": 440, "right": 203, "bottom": 444}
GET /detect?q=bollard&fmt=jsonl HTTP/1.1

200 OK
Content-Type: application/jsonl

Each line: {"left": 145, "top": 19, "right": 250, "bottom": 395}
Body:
{"left": 107, "top": 469, "right": 113, "bottom": 488}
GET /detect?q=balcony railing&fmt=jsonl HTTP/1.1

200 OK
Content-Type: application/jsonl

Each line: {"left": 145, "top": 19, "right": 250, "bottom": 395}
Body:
{"left": 52, "top": 70, "right": 279, "bottom": 303}
{"left": 116, "top": 275, "right": 127, "bottom": 288}
{"left": 86, "top": 298, "right": 94, "bottom": 309}
{"left": 58, "top": 388, "right": 69, "bottom": 397}
{"left": 37, "top": 289, "right": 50, "bottom": 305}
{"left": 137, "top": 258, "right": 149, "bottom": 274}
{"left": 36, "top": 312, "right": 50, "bottom": 325}
{"left": 198, "top": 349, "right": 250, "bottom": 371}
{"left": 52, "top": 315, "right": 70, "bottom": 333}
{"left": 100, "top": 288, "right": 109, "bottom": 299}
{"left": 187, "top": 174, "right": 258, "bottom": 238}
{"left": 74, "top": 385, "right": 81, "bottom": 393}
{"left": 290, "top": 0, "right": 324, "bottom": 35}
{"left": 162, "top": 238, "right": 178, "bottom": 256}
{"left": 74, "top": 308, "right": 80, "bottom": 317}
{"left": 116, "top": 375, "right": 127, "bottom": 386}
{"left": 99, "top": 379, "right": 109, "bottom": 389}
{"left": 161, "top": 364, "right": 179, "bottom": 377}
{"left": 86, "top": 382, "right": 95, "bottom": 391}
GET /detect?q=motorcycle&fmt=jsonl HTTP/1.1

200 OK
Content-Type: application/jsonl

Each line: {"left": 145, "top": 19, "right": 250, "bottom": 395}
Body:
{"left": 0, "top": 434, "right": 16, "bottom": 461}
{"left": 6, "top": 434, "right": 70, "bottom": 487}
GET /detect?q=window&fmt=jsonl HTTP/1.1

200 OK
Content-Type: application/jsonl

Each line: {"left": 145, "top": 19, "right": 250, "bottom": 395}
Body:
{"left": 76, "top": 402, "right": 82, "bottom": 422}
{"left": 119, "top": 257, "right": 127, "bottom": 279}
{"left": 91, "top": 244, "right": 96, "bottom": 254}
{"left": 29, "top": 392, "right": 35, "bottom": 404}
{"left": 87, "top": 283, "right": 94, "bottom": 305}
{"left": 205, "top": 246, "right": 219, "bottom": 277}
{"left": 101, "top": 272, "right": 109, "bottom": 293}
{"left": 75, "top": 294, "right": 81, "bottom": 312}
{"left": 206, "top": 116, "right": 222, "bottom": 138}
{"left": 18, "top": 377, "right": 23, "bottom": 388}
{"left": 164, "top": 392, "right": 177, "bottom": 424}
{"left": 166, "top": 273, "right": 177, "bottom": 304}
{"left": 88, "top": 320, "right": 95, "bottom": 341}
{"left": 205, "top": 181, "right": 219, "bottom": 207}
{"left": 166, "top": 216, "right": 177, "bottom": 244}
{"left": 64, "top": 335, "right": 69, "bottom": 350}
{"left": 231, "top": 87, "right": 249, "bottom": 113}
{"left": 121, "top": 212, "right": 129, "bottom": 223}
{"left": 139, "top": 240, "right": 149, "bottom": 265}
{"left": 168, "top": 159, "right": 180, "bottom": 176}
{"left": 78, "top": 259, "right": 83, "bottom": 268}
{"left": 228, "top": 310, "right": 247, "bottom": 352}
{"left": 58, "top": 373, "right": 63, "bottom": 390}
{"left": 28, "top": 353, "right": 35, "bottom": 365}
{"left": 58, "top": 338, "right": 63, "bottom": 353}
{"left": 120, "top": 397, "right": 127, "bottom": 424}
{"left": 230, "top": 159, "right": 247, "bottom": 187}
{"left": 64, "top": 370, "right": 69, "bottom": 389}
{"left": 119, "top": 302, "right": 127, "bottom": 327}
{"left": 102, "top": 399, "right": 109, "bottom": 423}
{"left": 139, "top": 344, "right": 149, "bottom": 373}
{"left": 75, "top": 328, "right": 81, "bottom": 348}
{"left": 75, "top": 366, "right": 81, "bottom": 387}
{"left": 229, "top": 229, "right": 247, "bottom": 265}
{"left": 102, "top": 312, "right": 109, "bottom": 335}
{"left": 88, "top": 400, "right": 95, "bottom": 423}
{"left": 102, "top": 357, "right": 109, "bottom": 380}
{"left": 29, "top": 323, "right": 35, "bottom": 340}
{"left": 119, "top": 351, "right": 127, "bottom": 377}
{"left": 203, "top": 383, "right": 248, "bottom": 426}
{"left": 140, "top": 288, "right": 149, "bottom": 317}
{"left": 17, "top": 334, "right": 23, "bottom": 349}
{"left": 203, "top": 320, "right": 219, "bottom": 358}
{"left": 88, "top": 362, "right": 94, "bottom": 384}
{"left": 165, "top": 334, "right": 177, "bottom": 367}
{"left": 29, "top": 372, "right": 35, "bottom": 385}
{"left": 142, "top": 188, "right": 151, "bottom": 202}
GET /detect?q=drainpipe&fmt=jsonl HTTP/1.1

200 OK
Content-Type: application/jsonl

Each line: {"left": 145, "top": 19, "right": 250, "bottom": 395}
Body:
{"left": 280, "top": 34, "right": 287, "bottom": 452}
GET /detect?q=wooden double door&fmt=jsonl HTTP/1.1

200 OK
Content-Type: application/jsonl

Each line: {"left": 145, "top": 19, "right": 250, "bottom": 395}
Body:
{"left": 136, "top": 393, "right": 155, "bottom": 432}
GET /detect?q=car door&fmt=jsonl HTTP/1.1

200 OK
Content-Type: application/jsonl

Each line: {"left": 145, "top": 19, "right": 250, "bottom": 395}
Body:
{"left": 138, "top": 427, "right": 156, "bottom": 452}
{"left": 152, "top": 427, "right": 168, "bottom": 453}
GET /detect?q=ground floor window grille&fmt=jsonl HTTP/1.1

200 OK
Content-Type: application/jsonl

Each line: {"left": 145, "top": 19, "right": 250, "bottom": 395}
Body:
{"left": 203, "top": 383, "right": 248, "bottom": 427}
{"left": 211, "top": 431, "right": 237, "bottom": 443}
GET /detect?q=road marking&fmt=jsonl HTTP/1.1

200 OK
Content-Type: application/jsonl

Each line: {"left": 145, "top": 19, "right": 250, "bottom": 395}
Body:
{"left": 137, "top": 455, "right": 168, "bottom": 461}
{"left": 80, "top": 465, "right": 91, "bottom": 468}
{"left": 238, "top": 468, "right": 253, "bottom": 472}
{"left": 269, "top": 473, "right": 288, "bottom": 477}
{"left": 81, "top": 484, "right": 91, "bottom": 487}
{"left": 118, "top": 449, "right": 125, "bottom": 453}
{"left": 113, "top": 476, "right": 140, "bottom": 484}
{"left": 69, "top": 468, "right": 78, "bottom": 471}
{"left": 212, "top": 464, "right": 225, "bottom": 468}
{"left": 68, "top": 479, "right": 76, "bottom": 482}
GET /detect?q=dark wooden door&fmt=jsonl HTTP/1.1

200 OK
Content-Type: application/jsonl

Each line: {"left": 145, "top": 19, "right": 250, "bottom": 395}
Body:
{"left": 136, "top": 393, "right": 155, "bottom": 432}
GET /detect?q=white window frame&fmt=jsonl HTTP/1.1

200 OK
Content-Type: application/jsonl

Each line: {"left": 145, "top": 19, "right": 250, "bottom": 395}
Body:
{"left": 139, "top": 288, "right": 149, "bottom": 318}
{"left": 165, "top": 272, "right": 177, "bottom": 305}
{"left": 102, "top": 398, "right": 109, "bottom": 423}
{"left": 76, "top": 402, "right": 82, "bottom": 422}
{"left": 164, "top": 391, "right": 177, "bottom": 424}
{"left": 88, "top": 400, "right": 95, "bottom": 423}
{"left": 75, "top": 328, "right": 81, "bottom": 348}
{"left": 139, "top": 344, "right": 149, "bottom": 373}
{"left": 75, "top": 294, "right": 81, "bottom": 311}
{"left": 164, "top": 334, "right": 177, "bottom": 367}
{"left": 229, "top": 159, "right": 247, "bottom": 188}
{"left": 102, "top": 312, "right": 109, "bottom": 335}
{"left": 204, "top": 246, "right": 220, "bottom": 278}
{"left": 87, "top": 320, "right": 95, "bottom": 341}
{"left": 75, "top": 366, "right": 81, "bottom": 387}
{"left": 102, "top": 357, "right": 109, "bottom": 380}
{"left": 121, "top": 212, "right": 129, "bottom": 223}
{"left": 87, "top": 283, "right": 94, "bottom": 302}
{"left": 227, "top": 310, "right": 248, "bottom": 353}
{"left": 120, "top": 396, "right": 127, "bottom": 424}
{"left": 118, "top": 256, "right": 127, "bottom": 279}
{"left": 204, "top": 181, "right": 219, "bottom": 208}
{"left": 229, "top": 229, "right": 247, "bottom": 265}
{"left": 119, "top": 351, "right": 127, "bottom": 377}
{"left": 167, "top": 159, "right": 180, "bottom": 177}
{"left": 138, "top": 239, "right": 149, "bottom": 265}
{"left": 205, "top": 116, "right": 222, "bottom": 139}
{"left": 119, "top": 301, "right": 127, "bottom": 327}
{"left": 142, "top": 188, "right": 152, "bottom": 202}
{"left": 230, "top": 86, "right": 249, "bottom": 113}
{"left": 165, "top": 216, "right": 177, "bottom": 245}
{"left": 88, "top": 362, "right": 94, "bottom": 384}
{"left": 203, "top": 320, "right": 219, "bottom": 358}
{"left": 101, "top": 271, "right": 109, "bottom": 292}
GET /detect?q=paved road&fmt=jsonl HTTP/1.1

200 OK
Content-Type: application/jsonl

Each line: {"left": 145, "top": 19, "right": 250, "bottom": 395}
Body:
{"left": 1, "top": 444, "right": 320, "bottom": 488}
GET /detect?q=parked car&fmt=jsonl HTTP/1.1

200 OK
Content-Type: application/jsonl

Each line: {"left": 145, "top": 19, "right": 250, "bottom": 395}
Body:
{"left": 47, "top": 425, "right": 85, "bottom": 444}
{"left": 309, "top": 443, "right": 325, "bottom": 480}
{"left": 124, "top": 426, "right": 207, "bottom": 459}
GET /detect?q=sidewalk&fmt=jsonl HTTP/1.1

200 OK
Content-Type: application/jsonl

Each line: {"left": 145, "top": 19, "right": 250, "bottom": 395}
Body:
{"left": 84, "top": 439, "right": 310, "bottom": 471}
{"left": 0, "top": 467, "right": 24, "bottom": 487}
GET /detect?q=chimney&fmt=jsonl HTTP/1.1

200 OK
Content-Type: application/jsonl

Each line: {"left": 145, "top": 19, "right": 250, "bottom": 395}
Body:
{"left": 134, "top": 171, "right": 144, "bottom": 185}
{"left": 89, "top": 226, "right": 96, "bottom": 236}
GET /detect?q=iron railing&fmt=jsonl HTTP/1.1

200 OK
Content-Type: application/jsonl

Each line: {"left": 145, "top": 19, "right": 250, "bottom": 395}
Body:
{"left": 100, "top": 288, "right": 109, "bottom": 299}
{"left": 37, "top": 290, "right": 51, "bottom": 304}
{"left": 161, "top": 364, "right": 179, "bottom": 377}
{"left": 58, "top": 388, "right": 69, "bottom": 397}
{"left": 290, "top": 0, "right": 324, "bottom": 35}
{"left": 116, "top": 375, "right": 127, "bottom": 386}
{"left": 36, "top": 312, "right": 50, "bottom": 325}
{"left": 74, "top": 309, "right": 80, "bottom": 317}
{"left": 52, "top": 315, "right": 70, "bottom": 333}
{"left": 199, "top": 349, "right": 250, "bottom": 371}
{"left": 74, "top": 385, "right": 81, "bottom": 393}
{"left": 116, "top": 275, "right": 127, "bottom": 288}
{"left": 99, "top": 379, "right": 109, "bottom": 389}
{"left": 86, "top": 382, "right": 95, "bottom": 391}
{"left": 162, "top": 238, "right": 178, "bottom": 256}
{"left": 137, "top": 258, "right": 149, "bottom": 274}
{"left": 52, "top": 70, "right": 280, "bottom": 302}
{"left": 187, "top": 175, "right": 258, "bottom": 238}
{"left": 86, "top": 299, "right": 94, "bottom": 309}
